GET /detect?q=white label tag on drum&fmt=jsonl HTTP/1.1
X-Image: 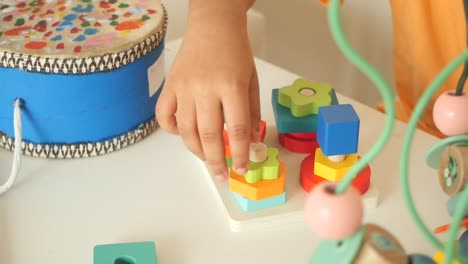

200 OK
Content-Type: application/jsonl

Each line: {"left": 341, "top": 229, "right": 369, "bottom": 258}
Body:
{"left": 147, "top": 50, "right": 165, "bottom": 97}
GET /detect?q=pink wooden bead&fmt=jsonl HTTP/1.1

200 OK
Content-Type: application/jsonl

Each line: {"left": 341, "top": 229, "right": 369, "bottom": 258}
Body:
{"left": 433, "top": 91, "right": 468, "bottom": 136}
{"left": 304, "top": 182, "right": 363, "bottom": 240}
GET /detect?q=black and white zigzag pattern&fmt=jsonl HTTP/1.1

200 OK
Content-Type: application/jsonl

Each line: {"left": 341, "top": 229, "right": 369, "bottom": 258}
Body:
{"left": 0, "top": 10, "right": 167, "bottom": 75}
{"left": 0, "top": 118, "right": 158, "bottom": 159}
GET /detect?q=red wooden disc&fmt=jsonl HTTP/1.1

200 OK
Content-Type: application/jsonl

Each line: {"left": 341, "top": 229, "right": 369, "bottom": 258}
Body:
{"left": 288, "top": 132, "right": 316, "bottom": 141}
{"left": 279, "top": 132, "right": 318, "bottom": 154}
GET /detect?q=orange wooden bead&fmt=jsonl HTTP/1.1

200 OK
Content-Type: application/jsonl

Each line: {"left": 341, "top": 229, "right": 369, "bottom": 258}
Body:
{"left": 433, "top": 91, "right": 468, "bottom": 136}
{"left": 304, "top": 182, "right": 363, "bottom": 240}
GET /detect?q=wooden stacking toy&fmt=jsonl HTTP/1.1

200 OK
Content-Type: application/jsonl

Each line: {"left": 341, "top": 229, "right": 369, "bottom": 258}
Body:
{"left": 272, "top": 78, "right": 339, "bottom": 154}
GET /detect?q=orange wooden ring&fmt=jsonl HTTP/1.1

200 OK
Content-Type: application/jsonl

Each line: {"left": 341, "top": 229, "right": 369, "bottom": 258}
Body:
{"left": 258, "top": 120, "right": 267, "bottom": 142}
{"left": 224, "top": 120, "right": 266, "bottom": 158}
{"left": 225, "top": 145, "right": 231, "bottom": 158}
{"left": 229, "top": 161, "right": 286, "bottom": 201}
{"left": 224, "top": 120, "right": 266, "bottom": 146}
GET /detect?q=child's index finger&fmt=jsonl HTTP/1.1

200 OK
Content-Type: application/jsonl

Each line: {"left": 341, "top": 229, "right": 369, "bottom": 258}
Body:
{"left": 222, "top": 88, "right": 251, "bottom": 175}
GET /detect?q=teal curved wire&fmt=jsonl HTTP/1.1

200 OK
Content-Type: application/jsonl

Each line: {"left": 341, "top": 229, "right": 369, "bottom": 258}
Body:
{"left": 425, "top": 135, "right": 468, "bottom": 170}
{"left": 448, "top": 189, "right": 468, "bottom": 263}
{"left": 329, "top": 0, "right": 468, "bottom": 262}
{"left": 328, "top": 0, "right": 395, "bottom": 194}
{"left": 400, "top": 50, "right": 468, "bottom": 263}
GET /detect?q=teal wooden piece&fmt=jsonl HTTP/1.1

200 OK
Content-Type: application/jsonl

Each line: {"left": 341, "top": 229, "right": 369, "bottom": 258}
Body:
{"left": 272, "top": 88, "right": 339, "bottom": 133}
{"left": 278, "top": 78, "right": 332, "bottom": 117}
{"left": 458, "top": 230, "right": 468, "bottom": 258}
{"left": 309, "top": 227, "right": 364, "bottom": 264}
{"left": 447, "top": 189, "right": 468, "bottom": 217}
{"left": 227, "top": 157, "right": 232, "bottom": 169}
{"left": 425, "top": 135, "right": 468, "bottom": 169}
{"left": 408, "top": 254, "right": 436, "bottom": 263}
{"left": 245, "top": 148, "right": 280, "bottom": 183}
{"left": 232, "top": 191, "right": 286, "bottom": 212}
{"left": 94, "top": 241, "right": 157, "bottom": 264}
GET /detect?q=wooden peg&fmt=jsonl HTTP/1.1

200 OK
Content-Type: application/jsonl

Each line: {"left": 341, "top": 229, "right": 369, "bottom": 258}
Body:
{"left": 250, "top": 142, "right": 268, "bottom": 163}
{"left": 353, "top": 224, "right": 407, "bottom": 264}
{"left": 438, "top": 145, "right": 468, "bottom": 195}
{"left": 328, "top": 154, "right": 346, "bottom": 163}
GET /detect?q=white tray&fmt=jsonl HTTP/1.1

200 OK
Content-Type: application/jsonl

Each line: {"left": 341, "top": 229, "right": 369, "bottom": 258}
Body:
{"left": 199, "top": 126, "right": 379, "bottom": 232}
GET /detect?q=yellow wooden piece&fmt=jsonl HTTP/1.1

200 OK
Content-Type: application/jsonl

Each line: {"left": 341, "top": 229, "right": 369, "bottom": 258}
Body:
{"left": 229, "top": 161, "right": 286, "bottom": 201}
{"left": 314, "top": 148, "right": 358, "bottom": 181}
{"left": 433, "top": 250, "right": 461, "bottom": 264}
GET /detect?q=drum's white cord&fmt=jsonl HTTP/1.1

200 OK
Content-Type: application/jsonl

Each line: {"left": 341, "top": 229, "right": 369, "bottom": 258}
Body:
{"left": 0, "top": 99, "right": 23, "bottom": 195}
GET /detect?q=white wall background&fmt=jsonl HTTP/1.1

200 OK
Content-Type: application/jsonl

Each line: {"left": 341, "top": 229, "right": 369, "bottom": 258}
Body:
{"left": 162, "top": 0, "right": 394, "bottom": 107}
{"left": 161, "top": 0, "right": 188, "bottom": 42}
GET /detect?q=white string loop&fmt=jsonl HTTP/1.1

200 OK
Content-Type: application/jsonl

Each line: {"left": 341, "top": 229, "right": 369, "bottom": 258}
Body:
{"left": 0, "top": 98, "right": 23, "bottom": 195}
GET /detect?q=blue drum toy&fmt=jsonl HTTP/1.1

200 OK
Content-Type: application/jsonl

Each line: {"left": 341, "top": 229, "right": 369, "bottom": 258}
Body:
{"left": 0, "top": 0, "right": 167, "bottom": 158}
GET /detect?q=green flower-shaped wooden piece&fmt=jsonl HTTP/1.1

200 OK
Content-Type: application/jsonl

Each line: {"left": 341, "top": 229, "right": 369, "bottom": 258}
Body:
{"left": 245, "top": 148, "right": 280, "bottom": 184}
{"left": 278, "top": 78, "right": 332, "bottom": 117}
{"left": 444, "top": 156, "right": 458, "bottom": 188}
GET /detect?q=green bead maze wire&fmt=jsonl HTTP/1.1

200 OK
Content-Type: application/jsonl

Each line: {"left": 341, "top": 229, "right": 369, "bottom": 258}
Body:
{"left": 400, "top": 50, "right": 468, "bottom": 264}
{"left": 400, "top": 0, "right": 468, "bottom": 262}
{"left": 328, "top": 0, "right": 468, "bottom": 263}
{"left": 327, "top": 0, "right": 395, "bottom": 195}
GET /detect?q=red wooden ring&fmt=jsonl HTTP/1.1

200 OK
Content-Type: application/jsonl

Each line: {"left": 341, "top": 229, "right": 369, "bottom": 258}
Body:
{"left": 279, "top": 132, "right": 318, "bottom": 154}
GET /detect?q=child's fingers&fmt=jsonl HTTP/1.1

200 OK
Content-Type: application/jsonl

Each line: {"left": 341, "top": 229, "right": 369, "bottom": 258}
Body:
{"left": 196, "top": 97, "right": 227, "bottom": 180}
{"left": 155, "top": 88, "right": 179, "bottom": 134}
{"left": 176, "top": 96, "right": 205, "bottom": 161}
{"left": 249, "top": 70, "right": 261, "bottom": 142}
{"left": 222, "top": 84, "right": 251, "bottom": 175}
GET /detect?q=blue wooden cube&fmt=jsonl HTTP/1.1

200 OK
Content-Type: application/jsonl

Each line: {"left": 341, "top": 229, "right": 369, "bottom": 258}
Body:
{"left": 317, "top": 104, "right": 360, "bottom": 156}
{"left": 94, "top": 241, "right": 157, "bottom": 264}
{"left": 272, "top": 89, "right": 339, "bottom": 133}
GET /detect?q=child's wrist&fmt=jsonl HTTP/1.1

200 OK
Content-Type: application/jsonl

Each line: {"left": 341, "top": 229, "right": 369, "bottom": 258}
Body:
{"left": 187, "top": 3, "right": 248, "bottom": 34}
{"left": 188, "top": 0, "right": 248, "bottom": 23}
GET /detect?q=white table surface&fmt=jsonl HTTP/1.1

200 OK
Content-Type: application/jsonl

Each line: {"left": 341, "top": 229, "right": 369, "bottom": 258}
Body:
{"left": 0, "top": 39, "right": 450, "bottom": 263}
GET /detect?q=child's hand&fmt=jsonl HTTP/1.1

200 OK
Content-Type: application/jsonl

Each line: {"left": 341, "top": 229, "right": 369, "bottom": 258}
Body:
{"left": 156, "top": 0, "right": 260, "bottom": 181}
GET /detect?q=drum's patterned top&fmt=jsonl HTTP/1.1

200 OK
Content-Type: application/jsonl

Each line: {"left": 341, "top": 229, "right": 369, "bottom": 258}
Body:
{"left": 0, "top": 0, "right": 164, "bottom": 57}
